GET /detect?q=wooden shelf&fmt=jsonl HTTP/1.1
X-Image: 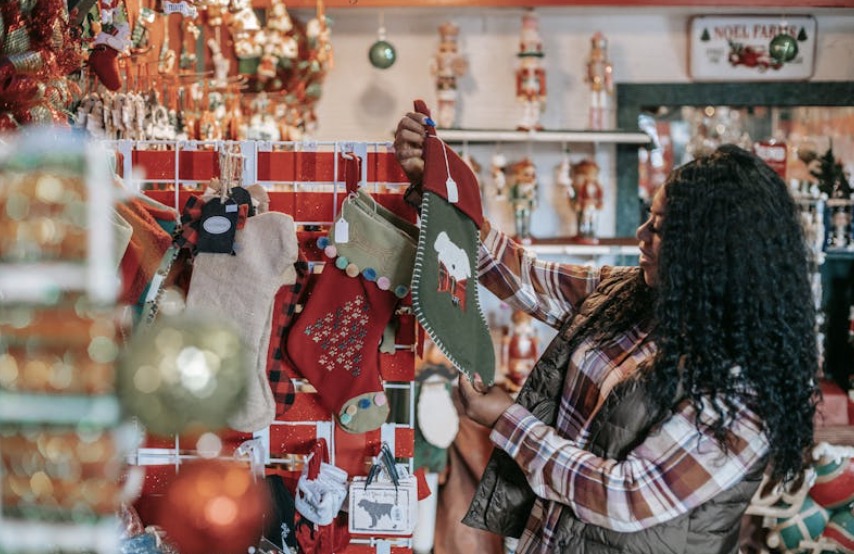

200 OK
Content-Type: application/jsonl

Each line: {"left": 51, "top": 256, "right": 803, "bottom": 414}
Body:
{"left": 525, "top": 237, "right": 640, "bottom": 257}
{"left": 438, "top": 128, "right": 650, "bottom": 145}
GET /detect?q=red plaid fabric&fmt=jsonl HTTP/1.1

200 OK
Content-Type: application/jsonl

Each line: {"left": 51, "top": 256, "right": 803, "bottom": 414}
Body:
{"left": 266, "top": 252, "right": 310, "bottom": 418}
{"left": 174, "top": 195, "right": 249, "bottom": 255}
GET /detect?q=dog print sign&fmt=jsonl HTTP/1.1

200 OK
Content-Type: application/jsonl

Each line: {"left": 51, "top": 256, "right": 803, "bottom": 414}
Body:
{"left": 348, "top": 476, "right": 417, "bottom": 535}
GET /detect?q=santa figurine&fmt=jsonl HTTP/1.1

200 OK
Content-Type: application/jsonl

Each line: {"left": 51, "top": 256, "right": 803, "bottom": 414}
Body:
{"left": 571, "top": 159, "right": 604, "bottom": 241}
{"left": 431, "top": 22, "right": 468, "bottom": 129}
{"left": 509, "top": 158, "right": 538, "bottom": 242}
{"left": 516, "top": 10, "right": 546, "bottom": 131}
{"left": 585, "top": 31, "right": 614, "bottom": 130}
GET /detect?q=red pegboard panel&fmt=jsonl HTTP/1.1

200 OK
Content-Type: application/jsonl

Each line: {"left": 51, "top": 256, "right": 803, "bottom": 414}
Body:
{"left": 178, "top": 150, "right": 218, "bottom": 181}
{"left": 379, "top": 351, "right": 416, "bottom": 382}
{"left": 396, "top": 314, "right": 416, "bottom": 346}
{"left": 279, "top": 392, "right": 330, "bottom": 422}
{"left": 395, "top": 427, "right": 415, "bottom": 458}
{"left": 268, "top": 423, "right": 319, "bottom": 458}
{"left": 368, "top": 152, "right": 409, "bottom": 184}
{"left": 334, "top": 425, "right": 381, "bottom": 478}
{"left": 133, "top": 150, "right": 175, "bottom": 180}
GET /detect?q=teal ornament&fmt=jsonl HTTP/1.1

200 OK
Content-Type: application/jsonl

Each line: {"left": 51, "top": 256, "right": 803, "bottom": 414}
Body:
{"left": 769, "top": 33, "right": 798, "bottom": 63}
{"left": 369, "top": 39, "right": 396, "bottom": 69}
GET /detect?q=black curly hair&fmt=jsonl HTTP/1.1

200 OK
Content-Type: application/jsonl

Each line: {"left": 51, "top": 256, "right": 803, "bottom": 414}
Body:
{"left": 635, "top": 143, "right": 820, "bottom": 482}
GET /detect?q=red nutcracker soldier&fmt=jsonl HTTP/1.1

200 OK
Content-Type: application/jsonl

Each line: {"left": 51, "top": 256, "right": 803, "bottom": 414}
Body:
{"left": 516, "top": 10, "right": 546, "bottom": 131}
{"left": 505, "top": 310, "right": 539, "bottom": 392}
{"left": 571, "top": 158, "right": 604, "bottom": 241}
{"left": 431, "top": 22, "right": 468, "bottom": 129}
{"left": 585, "top": 31, "right": 613, "bottom": 131}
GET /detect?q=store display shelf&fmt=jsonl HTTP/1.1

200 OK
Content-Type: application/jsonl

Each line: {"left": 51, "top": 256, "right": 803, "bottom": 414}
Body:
{"left": 438, "top": 128, "right": 651, "bottom": 145}
{"left": 526, "top": 237, "right": 640, "bottom": 258}
{"left": 0, "top": 517, "right": 118, "bottom": 554}
{"left": 825, "top": 247, "right": 854, "bottom": 260}
{"left": 0, "top": 392, "right": 121, "bottom": 426}
{"left": 815, "top": 425, "right": 854, "bottom": 447}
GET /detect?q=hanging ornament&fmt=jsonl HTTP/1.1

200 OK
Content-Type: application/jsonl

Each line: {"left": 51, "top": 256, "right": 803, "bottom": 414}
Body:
{"left": 769, "top": 32, "right": 798, "bottom": 63}
{"left": 153, "top": 459, "right": 269, "bottom": 554}
{"left": 116, "top": 315, "right": 248, "bottom": 436}
{"left": 368, "top": 11, "right": 396, "bottom": 69}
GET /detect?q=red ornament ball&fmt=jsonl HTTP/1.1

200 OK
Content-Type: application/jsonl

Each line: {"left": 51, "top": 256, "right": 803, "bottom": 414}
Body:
{"left": 153, "top": 460, "right": 269, "bottom": 554}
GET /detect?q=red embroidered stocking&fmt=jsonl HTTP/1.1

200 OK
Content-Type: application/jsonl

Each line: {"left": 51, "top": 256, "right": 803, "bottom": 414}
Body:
{"left": 286, "top": 260, "right": 394, "bottom": 434}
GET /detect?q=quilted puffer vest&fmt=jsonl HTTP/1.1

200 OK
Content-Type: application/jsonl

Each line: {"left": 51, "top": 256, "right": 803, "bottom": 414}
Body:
{"left": 462, "top": 267, "right": 764, "bottom": 554}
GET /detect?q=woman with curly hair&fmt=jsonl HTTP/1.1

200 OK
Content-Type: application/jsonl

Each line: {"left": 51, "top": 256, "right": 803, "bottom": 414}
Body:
{"left": 395, "top": 111, "right": 819, "bottom": 554}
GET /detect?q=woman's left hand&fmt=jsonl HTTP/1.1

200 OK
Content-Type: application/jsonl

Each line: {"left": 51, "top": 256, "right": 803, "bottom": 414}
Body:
{"left": 458, "top": 373, "right": 515, "bottom": 428}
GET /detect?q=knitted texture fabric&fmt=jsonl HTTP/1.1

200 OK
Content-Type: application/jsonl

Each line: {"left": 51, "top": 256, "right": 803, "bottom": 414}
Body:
{"left": 410, "top": 100, "right": 495, "bottom": 384}
{"left": 185, "top": 211, "right": 298, "bottom": 432}
{"left": 286, "top": 260, "right": 394, "bottom": 434}
{"left": 286, "top": 190, "right": 417, "bottom": 433}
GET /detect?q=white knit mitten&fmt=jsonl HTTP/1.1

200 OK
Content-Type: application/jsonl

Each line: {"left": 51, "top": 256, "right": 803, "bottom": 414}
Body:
{"left": 186, "top": 211, "right": 298, "bottom": 432}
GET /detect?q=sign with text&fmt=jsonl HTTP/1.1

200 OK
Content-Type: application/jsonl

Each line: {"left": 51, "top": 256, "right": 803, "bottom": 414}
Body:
{"left": 689, "top": 16, "right": 816, "bottom": 81}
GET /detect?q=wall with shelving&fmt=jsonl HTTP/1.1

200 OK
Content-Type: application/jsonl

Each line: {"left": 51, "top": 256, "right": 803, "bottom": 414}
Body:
{"left": 301, "top": 7, "right": 854, "bottom": 140}
{"left": 289, "top": 5, "right": 854, "bottom": 240}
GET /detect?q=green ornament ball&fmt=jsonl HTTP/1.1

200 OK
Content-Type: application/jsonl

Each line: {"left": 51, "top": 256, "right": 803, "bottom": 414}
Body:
{"left": 369, "top": 40, "right": 396, "bottom": 69}
{"left": 117, "top": 315, "right": 248, "bottom": 436}
{"left": 769, "top": 34, "right": 798, "bottom": 63}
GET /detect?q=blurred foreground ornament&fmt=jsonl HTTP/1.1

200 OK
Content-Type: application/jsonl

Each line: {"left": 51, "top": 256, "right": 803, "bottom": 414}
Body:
{"left": 117, "top": 315, "right": 248, "bottom": 436}
{"left": 369, "top": 12, "right": 396, "bottom": 69}
{"left": 153, "top": 459, "right": 268, "bottom": 554}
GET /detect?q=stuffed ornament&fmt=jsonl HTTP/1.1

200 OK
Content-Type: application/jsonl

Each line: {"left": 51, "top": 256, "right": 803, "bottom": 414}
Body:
{"left": 90, "top": 22, "right": 131, "bottom": 91}
{"left": 411, "top": 99, "right": 495, "bottom": 384}
{"left": 287, "top": 187, "right": 418, "bottom": 433}
{"left": 185, "top": 211, "right": 298, "bottom": 432}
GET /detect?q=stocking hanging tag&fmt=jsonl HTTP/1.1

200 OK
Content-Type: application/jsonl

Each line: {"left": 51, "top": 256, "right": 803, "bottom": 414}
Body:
{"left": 197, "top": 197, "right": 239, "bottom": 254}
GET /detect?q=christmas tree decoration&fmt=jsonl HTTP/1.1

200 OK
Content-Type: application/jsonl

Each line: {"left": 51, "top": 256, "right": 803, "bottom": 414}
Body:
{"left": 369, "top": 12, "right": 396, "bottom": 69}
{"left": 767, "top": 495, "right": 831, "bottom": 552}
{"left": 153, "top": 460, "right": 269, "bottom": 554}
{"left": 0, "top": 0, "right": 82, "bottom": 127}
{"left": 823, "top": 509, "right": 854, "bottom": 553}
{"left": 769, "top": 32, "right": 799, "bottom": 63}
{"left": 117, "top": 314, "right": 249, "bottom": 436}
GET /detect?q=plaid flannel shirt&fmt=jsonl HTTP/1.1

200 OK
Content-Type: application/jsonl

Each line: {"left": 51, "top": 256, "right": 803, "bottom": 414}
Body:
{"left": 477, "top": 225, "right": 769, "bottom": 553}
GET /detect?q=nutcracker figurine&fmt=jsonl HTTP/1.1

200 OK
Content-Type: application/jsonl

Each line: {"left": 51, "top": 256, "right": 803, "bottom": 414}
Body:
{"left": 585, "top": 31, "right": 613, "bottom": 130}
{"left": 571, "top": 159, "right": 604, "bottom": 241}
{"left": 431, "top": 22, "right": 468, "bottom": 129}
{"left": 516, "top": 10, "right": 546, "bottom": 131}
{"left": 509, "top": 158, "right": 538, "bottom": 241}
{"left": 505, "top": 310, "right": 538, "bottom": 392}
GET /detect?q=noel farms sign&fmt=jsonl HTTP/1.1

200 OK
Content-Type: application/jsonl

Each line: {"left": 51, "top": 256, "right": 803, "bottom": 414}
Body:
{"left": 689, "top": 16, "right": 816, "bottom": 81}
